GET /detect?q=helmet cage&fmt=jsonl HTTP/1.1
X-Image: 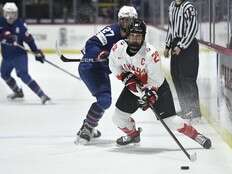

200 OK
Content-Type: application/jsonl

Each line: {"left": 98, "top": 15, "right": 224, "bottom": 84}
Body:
{"left": 3, "top": 2, "right": 18, "bottom": 24}
{"left": 118, "top": 6, "right": 138, "bottom": 33}
{"left": 127, "top": 19, "right": 147, "bottom": 54}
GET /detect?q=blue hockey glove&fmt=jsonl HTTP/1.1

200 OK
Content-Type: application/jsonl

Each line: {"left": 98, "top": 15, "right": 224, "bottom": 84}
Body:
{"left": 3, "top": 31, "right": 16, "bottom": 43}
{"left": 97, "top": 50, "right": 109, "bottom": 60}
{"left": 34, "top": 49, "right": 45, "bottom": 63}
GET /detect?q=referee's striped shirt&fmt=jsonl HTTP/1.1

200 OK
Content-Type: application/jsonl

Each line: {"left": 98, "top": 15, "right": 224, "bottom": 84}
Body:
{"left": 165, "top": 0, "right": 198, "bottom": 49}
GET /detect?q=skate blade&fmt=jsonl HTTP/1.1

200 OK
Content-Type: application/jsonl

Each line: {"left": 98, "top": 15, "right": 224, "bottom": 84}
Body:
{"left": 74, "top": 137, "right": 90, "bottom": 145}
{"left": 116, "top": 142, "right": 141, "bottom": 147}
{"left": 41, "top": 99, "right": 53, "bottom": 105}
{"left": 7, "top": 97, "right": 24, "bottom": 102}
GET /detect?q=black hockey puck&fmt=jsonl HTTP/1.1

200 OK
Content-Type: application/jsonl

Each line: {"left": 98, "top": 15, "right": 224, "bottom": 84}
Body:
{"left": 181, "top": 166, "right": 189, "bottom": 170}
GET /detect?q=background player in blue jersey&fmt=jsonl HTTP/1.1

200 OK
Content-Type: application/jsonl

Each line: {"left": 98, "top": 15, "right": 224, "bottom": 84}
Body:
{"left": 76, "top": 6, "right": 138, "bottom": 143}
{"left": 0, "top": 2, "right": 50, "bottom": 104}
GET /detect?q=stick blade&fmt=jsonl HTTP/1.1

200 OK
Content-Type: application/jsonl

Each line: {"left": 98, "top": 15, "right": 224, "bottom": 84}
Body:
{"left": 60, "top": 54, "right": 70, "bottom": 62}
{"left": 189, "top": 152, "right": 197, "bottom": 162}
{"left": 60, "top": 55, "right": 81, "bottom": 62}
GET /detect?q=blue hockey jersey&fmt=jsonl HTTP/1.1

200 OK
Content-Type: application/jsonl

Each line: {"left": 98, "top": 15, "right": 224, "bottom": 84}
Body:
{"left": 0, "top": 17, "right": 38, "bottom": 59}
{"left": 83, "top": 23, "right": 125, "bottom": 60}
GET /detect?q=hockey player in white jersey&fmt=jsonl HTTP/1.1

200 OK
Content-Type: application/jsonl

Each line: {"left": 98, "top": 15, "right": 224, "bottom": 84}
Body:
{"left": 109, "top": 19, "right": 211, "bottom": 148}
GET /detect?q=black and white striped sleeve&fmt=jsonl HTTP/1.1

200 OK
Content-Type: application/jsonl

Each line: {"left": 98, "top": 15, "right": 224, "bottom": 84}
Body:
{"left": 165, "top": 19, "right": 172, "bottom": 49}
{"left": 177, "top": 5, "right": 198, "bottom": 49}
{"left": 165, "top": 3, "right": 173, "bottom": 49}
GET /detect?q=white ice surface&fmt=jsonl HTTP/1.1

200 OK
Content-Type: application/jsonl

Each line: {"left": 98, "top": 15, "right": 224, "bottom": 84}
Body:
{"left": 0, "top": 54, "right": 232, "bottom": 174}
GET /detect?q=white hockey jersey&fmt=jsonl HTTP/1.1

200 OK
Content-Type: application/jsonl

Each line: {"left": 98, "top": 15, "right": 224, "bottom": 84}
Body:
{"left": 109, "top": 40, "right": 165, "bottom": 90}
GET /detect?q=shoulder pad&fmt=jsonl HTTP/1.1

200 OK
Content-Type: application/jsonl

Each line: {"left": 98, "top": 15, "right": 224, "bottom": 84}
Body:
{"left": 111, "top": 40, "right": 126, "bottom": 52}
{"left": 119, "top": 40, "right": 127, "bottom": 45}
{"left": 16, "top": 19, "right": 27, "bottom": 29}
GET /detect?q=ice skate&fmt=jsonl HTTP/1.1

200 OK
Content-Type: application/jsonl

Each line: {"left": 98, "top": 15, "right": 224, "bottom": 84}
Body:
{"left": 180, "top": 111, "right": 202, "bottom": 125}
{"left": 75, "top": 121, "right": 101, "bottom": 145}
{"left": 41, "top": 95, "right": 51, "bottom": 104}
{"left": 194, "top": 134, "right": 212, "bottom": 149}
{"left": 7, "top": 88, "right": 24, "bottom": 100}
{"left": 116, "top": 127, "right": 142, "bottom": 146}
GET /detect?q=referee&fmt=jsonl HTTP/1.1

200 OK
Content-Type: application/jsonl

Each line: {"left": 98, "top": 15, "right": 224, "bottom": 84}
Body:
{"left": 163, "top": 0, "right": 201, "bottom": 123}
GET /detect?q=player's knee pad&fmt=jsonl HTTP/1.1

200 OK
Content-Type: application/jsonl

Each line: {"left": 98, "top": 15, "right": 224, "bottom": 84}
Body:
{"left": 163, "top": 116, "right": 186, "bottom": 130}
{"left": 112, "top": 107, "right": 135, "bottom": 130}
{"left": 17, "top": 71, "right": 32, "bottom": 84}
{"left": 24, "top": 33, "right": 35, "bottom": 44}
{"left": 96, "top": 92, "right": 112, "bottom": 110}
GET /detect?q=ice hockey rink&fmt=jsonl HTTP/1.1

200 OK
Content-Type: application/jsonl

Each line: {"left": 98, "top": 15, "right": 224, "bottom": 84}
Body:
{"left": 0, "top": 53, "right": 232, "bottom": 174}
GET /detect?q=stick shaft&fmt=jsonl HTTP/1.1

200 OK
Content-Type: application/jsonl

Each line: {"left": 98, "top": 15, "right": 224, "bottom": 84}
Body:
{"left": 1, "top": 41, "right": 81, "bottom": 81}
{"left": 136, "top": 85, "right": 193, "bottom": 161}
{"left": 150, "top": 107, "right": 192, "bottom": 160}
{"left": 55, "top": 41, "right": 107, "bottom": 63}
{"left": 44, "top": 59, "right": 81, "bottom": 80}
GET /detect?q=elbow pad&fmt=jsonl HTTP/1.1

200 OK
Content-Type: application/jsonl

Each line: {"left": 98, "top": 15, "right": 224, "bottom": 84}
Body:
{"left": 24, "top": 32, "right": 34, "bottom": 43}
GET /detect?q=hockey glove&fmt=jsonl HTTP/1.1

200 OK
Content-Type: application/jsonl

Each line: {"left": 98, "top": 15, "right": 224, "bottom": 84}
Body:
{"left": 121, "top": 72, "right": 140, "bottom": 92}
{"left": 138, "top": 88, "right": 158, "bottom": 111}
{"left": 34, "top": 49, "right": 45, "bottom": 63}
{"left": 97, "top": 50, "right": 109, "bottom": 60}
{"left": 2, "top": 31, "right": 16, "bottom": 44}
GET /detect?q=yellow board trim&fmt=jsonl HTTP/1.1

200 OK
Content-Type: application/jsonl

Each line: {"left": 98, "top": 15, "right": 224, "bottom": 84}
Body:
{"left": 42, "top": 49, "right": 81, "bottom": 54}
{"left": 201, "top": 105, "right": 232, "bottom": 148}
{"left": 41, "top": 47, "right": 211, "bottom": 55}
{"left": 162, "top": 57, "right": 232, "bottom": 149}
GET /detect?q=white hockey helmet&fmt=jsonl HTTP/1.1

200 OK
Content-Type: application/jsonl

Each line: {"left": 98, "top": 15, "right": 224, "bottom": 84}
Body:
{"left": 118, "top": 6, "right": 138, "bottom": 19}
{"left": 118, "top": 6, "right": 138, "bottom": 33}
{"left": 3, "top": 2, "right": 18, "bottom": 24}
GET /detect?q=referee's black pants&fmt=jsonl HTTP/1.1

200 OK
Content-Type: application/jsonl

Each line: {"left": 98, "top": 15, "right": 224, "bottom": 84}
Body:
{"left": 170, "top": 38, "right": 201, "bottom": 118}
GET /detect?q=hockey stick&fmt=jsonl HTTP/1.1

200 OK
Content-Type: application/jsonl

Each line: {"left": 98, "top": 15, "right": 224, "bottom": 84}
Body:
{"left": 0, "top": 41, "right": 39, "bottom": 56}
{"left": 137, "top": 86, "right": 197, "bottom": 162}
{"left": 0, "top": 41, "right": 81, "bottom": 80}
{"left": 55, "top": 41, "right": 108, "bottom": 63}
{"left": 42, "top": 59, "right": 81, "bottom": 80}
{"left": 55, "top": 42, "right": 81, "bottom": 62}
{"left": 18, "top": 44, "right": 81, "bottom": 80}
{"left": 150, "top": 106, "right": 197, "bottom": 161}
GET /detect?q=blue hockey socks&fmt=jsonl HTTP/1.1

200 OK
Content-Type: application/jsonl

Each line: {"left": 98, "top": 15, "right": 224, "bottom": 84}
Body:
{"left": 27, "top": 80, "right": 46, "bottom": 97}
{"left": 5, "top": 77, "right": 20, "bottom": 93}
{"left": 85, "top": 102, "right": 105, "bottom": 127}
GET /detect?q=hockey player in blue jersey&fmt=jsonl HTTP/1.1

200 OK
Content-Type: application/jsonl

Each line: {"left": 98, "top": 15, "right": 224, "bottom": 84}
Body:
{"left": 0, "top": 2, "right": 50, "bottom": 104}
{"left": 76, "top": 6, "right": 138, "bottom": 143}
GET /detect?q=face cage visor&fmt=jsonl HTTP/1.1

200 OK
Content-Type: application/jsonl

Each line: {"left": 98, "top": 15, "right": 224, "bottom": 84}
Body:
{"left": 127, "top": 32, "right": 144, "bottom": 54}
{"left": 4, "top": 11, "right": 18, "bottom": 24}
{"left": 118, "top": 17, "right": 134, "bottom": 33}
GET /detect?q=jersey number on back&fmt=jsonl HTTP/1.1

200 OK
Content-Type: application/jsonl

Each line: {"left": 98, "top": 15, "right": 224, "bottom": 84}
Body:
{"left": 101, "top": 27, "right": 115, "bottom": 37}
